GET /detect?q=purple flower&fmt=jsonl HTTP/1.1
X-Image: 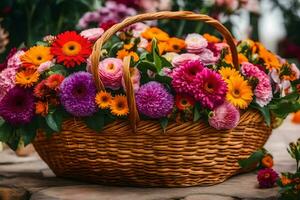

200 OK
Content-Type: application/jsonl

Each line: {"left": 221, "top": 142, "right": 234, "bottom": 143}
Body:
{"left": 60, "top": 72, "right": 97, "bottom": 117}
{"left": 208, "top": 101, "right": 240, "bottom": 130}
{"left": 0, "top": 87, "right": 35, "bottom": 125}
{"left": 135, "top": 81, "right": 174, "bottom": 118}
{"left": 192, "top": 68, "right": 227, "bottom": 109}
{"left": 171, "top": 60, "right": 204, "bottom": 93}
{"left": 257, "top": 168, "right": 279, "bottom": 188}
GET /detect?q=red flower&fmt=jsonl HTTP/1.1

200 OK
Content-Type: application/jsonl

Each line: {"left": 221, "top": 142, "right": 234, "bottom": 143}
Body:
{"left": 100, "top": 20, "right": 117, "bottom": 31}
{"left": 175, "top": 94, "right": 195, "bottom": 111}
{"left": 45, "top": 74, "right": 65, "bottom": 90}
{"left": 34, "top": 80, "right": 49, "bottom": 98}
{"left": 51, "top": 31, "right": 92, "bottom": 68}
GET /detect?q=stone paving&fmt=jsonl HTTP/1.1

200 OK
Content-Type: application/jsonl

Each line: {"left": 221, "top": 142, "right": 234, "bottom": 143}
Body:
{"left": 0, "top": 116, "right": 299, "bottom": 200}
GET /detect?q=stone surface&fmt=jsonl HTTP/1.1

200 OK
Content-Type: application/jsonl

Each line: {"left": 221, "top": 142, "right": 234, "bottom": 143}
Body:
{"left": 0, "top": 116, "right": 299, "bottom": 200}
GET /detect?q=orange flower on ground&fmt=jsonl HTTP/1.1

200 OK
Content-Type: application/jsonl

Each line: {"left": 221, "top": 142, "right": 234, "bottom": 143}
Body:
{"left": 292, "top": 111, "right": 300, "bottom": 123}
{"left": 175, "top": 94, "right": 195, "bottom": 111}
{"left": 165, "top": 37, "right": 186, "bottom": 53}
{"left": 110, "top": 95, "right": 129, "bottom": 116}
{"left": 203, "top": 33, "right": 221, "bottom": 43}
{"left": 34, "top": 80, "right": 49, "bottom": 98}
{"left": 45, "top": 74, "right": 65, "bottom": 90}
{"left": 281, "top": 176, "right": 292, "bottom": 186}
{"left": 225, "top": 53, "right": 248, "bottom": 65}
{"left": 21, "top": 46, "right": 53, "bottom": 69}
{"left": 15, "top": 69, "right": 40, "bottom": 88}
{"left": 51, "top": 31, "right": 92, "bottom": 68}
{"left": 141, "top": 27, "right": 169, "bottom": 42}
{"left": 35, "top": 101, "right": 48, "bottom": 116}
{"left": 95, "top": 91, "right": 112, "bottom": 109}
{"left": 261, "top": 155, "right": 273, "bottom": 168}
{"left": 117, "top": 49, "right": 139, "bottom": 62}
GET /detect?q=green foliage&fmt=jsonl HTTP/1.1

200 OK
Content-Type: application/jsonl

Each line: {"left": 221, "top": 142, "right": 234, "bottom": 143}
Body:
{"left": 84, "top": 111, "right": 105, "bottom": 132}
{"left": 238, "top": 149, "right": 267, "bottom": 170}
{"left": 159, "top": 117, "right": 169, "bottom": 133}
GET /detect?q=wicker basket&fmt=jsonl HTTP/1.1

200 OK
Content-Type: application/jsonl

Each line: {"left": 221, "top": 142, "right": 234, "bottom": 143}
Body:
{"left": 33, "top": 11, "right": 272, "bottom": 187}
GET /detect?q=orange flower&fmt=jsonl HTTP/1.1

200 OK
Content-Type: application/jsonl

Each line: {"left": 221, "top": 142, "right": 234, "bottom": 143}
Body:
{"left": 45, "top": 74, "right": 65, "bottom": 90}
{"left": 15, "top": 69, "right": 40, "bottom": 88}
{"left": 175, "top": 94, "right": 195, "bottom": 111}
{"left": 117, "top": 49, "right": 139, "bottom": 62}
{"left": 261, "top": 155, "right": 273, "bottom": 168}
{"left": 123, "top": 43, "right": 134, "bottom": 50}
{"left": 35, "top": 101, "right": 48, "bottom": 116}
{"left": 203, "top": 33, "right": 221, "bottom": 43}
{"left": 21, "top": 46, "right": 53, "bottom": 69}
{"left": 259, "top": 49, "right": 281, "bottom": 70}
{"left": 165, "top": 37, "right": 186, "bottom": 53}
{"left": 292, "top": 111, "right": 300, "bottom": 124}
{"left": 224, "top": 53, "right": 248, "bottom": 65}
{"left": 141, "top": 27, "right": 169, "bottom": 42}
{"left": 281, "top": 176, "right": 292, "bottom": 186}
{"left": 146, "top": 41, "right": 167, "bottom": 55}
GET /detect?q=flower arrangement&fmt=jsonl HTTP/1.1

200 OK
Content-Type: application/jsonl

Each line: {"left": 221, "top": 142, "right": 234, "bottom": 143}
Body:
{"left": 0, "top": 22, "right": 300, "bottom": 150}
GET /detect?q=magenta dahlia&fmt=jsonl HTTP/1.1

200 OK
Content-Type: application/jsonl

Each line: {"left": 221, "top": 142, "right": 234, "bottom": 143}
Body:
{"left": 192, "top": 68, "right": 227, "bottom": 109}
{"left": 60, "top": 72, "right": 97, "bottom": 117}
{"left": 171, "top": 60, "right": 204, "bottom": 93}
{"left": 0, "top": 87, "right": 35, "bottom": 125}
{"left": 257, "top": 168, "right": 279, "bottom": 188}
{"left": 208, "top": 101, "right": 240, "bottom": 130}
{"left": 135, "top": 81, "right": 174, "bottom": 118}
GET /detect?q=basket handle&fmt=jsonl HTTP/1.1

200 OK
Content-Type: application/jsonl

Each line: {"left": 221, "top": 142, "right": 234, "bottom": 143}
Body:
{"left": 91, "top": 11, "right": 239, "bottom": 91}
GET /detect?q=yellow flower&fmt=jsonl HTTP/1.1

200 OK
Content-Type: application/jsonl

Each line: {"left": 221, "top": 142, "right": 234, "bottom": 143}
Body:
{"left": 95, "top": 91, "right": 112, "bottom": 109}
{"left": 15, "top": 69, "right": 40, "bottom": 88}
{"left": 226, "top": 76, "right": 253, "bottom": 109}
{"left": 117, "top": 49, "right": 139, "bottom": 62}
{"left": 110, "top": 95, "right": 129, "bottom": 116}
{"left": 141, "top": 27, "right": 169, "bottom": 42}
{"left": 219, "top": 67, "right": 240, "bottom": 81}
{"left": 21, "top": 46, "right": 53, "bottom": 68}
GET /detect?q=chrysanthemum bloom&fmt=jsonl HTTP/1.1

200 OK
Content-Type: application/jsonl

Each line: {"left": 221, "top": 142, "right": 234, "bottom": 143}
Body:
{"left": 172, "top": 53, "right": 201, "bottom": 68}
{"left": 261, "top": 154, "right": 273, "bottom": 168}
{"left": 208, "top": 101, "right": 240, "bottom": 130}
{"left": 45, "top": 74, "right": 65, "bottom": 91}
{"left": 34, "top": 80, "right": 49, "bottom": 99}
{"left": 172, "top": 60, "right": 204, "bottom": 93}
{"left": 60, "top": 72, "right": 97, "bottom": 117}
{"left": 257, "top": 168, "right": 279, "bottom": 188}
{"left": 21, "top": 46, "right": 53, "bottom": 69}
{"left": 95, "top": 91, "right": 112, "bottom": 109}
{"left": 192, "top": 68, "right": 227, "bottom": 109}
{"left": 0, "top": 87, "right": 35, "bottom": 125}
{"left": 110, "top": 95, "right": 129, "bottom": 117}
{"left": 141, "top": 27, "right": 169, "bottom": 42}
{"left": 7, "top": 50, "right": 25, "bottom": 69}
{"left": 219, "top": 67, "right": 240, "bottom": 81}
{"left": 121, "top": 67, "right": 141, "bottom": 92}
{"left": 117, "top": 49, "right": 139, "bottom": 62}
{"left": 37, "top": 60, "right": 55, "bottom": 73}
{"left": 15, "top": 69, "right": 40, "bottom": 88}
{"left": 185, "top": 33, "right": 208, "bottom": 54}
{"left": 175, "top": 94, "right": 195, "bottom": 111}
{"left": 165, "top": 37, "right": 186, "bottom": 53}
{"left": 136, "top": 81, "right": 174, "bottom": 118}
{"left": 226, "top": 75, "right": 253, "bottom": 109}
{"left": 80, "top": 28, "right": 104, "bottom": 42}
{"left": 0, "top": 67, "right": 17, "bottom": 101}
{"left": 241, "top": 62, "right": 272, "bottom": 107}
{"left": 51, "top": 31, "right": 92, "bottom": 68}
{"left": 99, "top": 58, "right": 123, "bottom": 90}
{"left": 35, "top": 101, "right": 49, "bottom": 116}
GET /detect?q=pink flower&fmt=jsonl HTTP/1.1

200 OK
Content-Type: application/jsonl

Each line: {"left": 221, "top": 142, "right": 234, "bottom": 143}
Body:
{"left": 37, "top": 60, "right": 55, "bottom": 73}
{"left": 241, "top": 62, "right": 272, "bottom": 107}
{"left": 270, "top": 69, "right": 292, "bottom": 97}
{"left": 172, "top": 53, "right": 201, "bottom": 68}
{"left": 99, "top": 58, "right": 123, "bottom": 90}
{"left": 185, "top": 33, "right": 208, "bottom": 54}
{"left": 215, "top": 0, "right": 239, "bottom": 10}
{"left": 6, "top": 50, "right": 25, "bottom": 69}
{"left": 0, "top": 68, "right": 17, "bottom": 101}
{"left": 125, "top": 22, "right": 149, "bottom": 38}
{"left": 257, "top": 168, "right": 279, "bottom": 188}
{"left": 192, "top": 68, "right": 227, "bottom": 109}
{"left": 171, "top": 60, "right": 204, "bottom": 93}
{"left": 197, "top": 48, "right": 220, "bottom": 65}
{"left": 122, "top": 67, "right": 141, "bottom": 92}
{"left": 80, "top": 28, "right": 104, "bottom": 42}
{"left": 208, "top": 101, "right": 240, "bottom": 130}
{"left": 291, "top": 63, "right": 300, "bottom": 80}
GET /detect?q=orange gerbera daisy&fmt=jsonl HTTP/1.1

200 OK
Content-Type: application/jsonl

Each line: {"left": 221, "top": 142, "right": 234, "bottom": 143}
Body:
{"left": 45, "top": 74, "right": 65, "bottom": 90}
{"left": 117, "top": 49, "right": 139, "bottom": 62}
{"left": 95, "top": 91, "right": 112, "bottom": 109}
{"left": 15, "top": 69, "right": 40, "bottom": 88}
{"left": 21, "top": 46, "right": 53, "bottom": 69}
{"left": 51, "top": 31, "right": 92, "bottom": 68}
{"left": 165, "top": 37, "right": 186, "bottom": 53}
{"left": 141, "top": 27, "right": 169, "bottom": 42}
{"left": 203, "top": 33, "right": 221, "bottom": 43}
{"left": 110, "top": 95, "right": 129, "bottom": 116}
{"left": 259, "top": 48, "right": 281, "bottom": 70}
{"left": 35, "top": 101, "right": 49, "bottom": 116}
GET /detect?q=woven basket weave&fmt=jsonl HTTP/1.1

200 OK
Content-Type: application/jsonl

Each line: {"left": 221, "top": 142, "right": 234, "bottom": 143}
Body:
{"left": 33, "top": 11, "right": 272, "bottom": 187}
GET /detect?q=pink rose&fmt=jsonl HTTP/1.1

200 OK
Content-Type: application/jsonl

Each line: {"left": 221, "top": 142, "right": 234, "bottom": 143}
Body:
{"left": 99, "top": 58, "right": 123, "bottom": 90}
{"left": 172, "top": 53, "right": 201, "bottom": 67}
{"left": 185, "top": 33, "right": 208, "bottom": 54}
{"left": 80, "top": 28, "right": 104, "bottom": 42}
{"left": 122, "top": 67, "right": 141, "bottom": 92}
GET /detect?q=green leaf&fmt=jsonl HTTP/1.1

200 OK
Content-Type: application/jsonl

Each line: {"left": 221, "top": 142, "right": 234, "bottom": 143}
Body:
{"left": 159, "top": 118, "right": 169, "bottom": 133}
{"left": 0, "top": 122, "right": 13, "bottom": 142}
{"left": 6, "top": 133, "right": 20, "bottom": 151}
{"left": 250, "top": 103, "right": 271, "bottom": 126}
{"left": 151, "top": 39, "right": 163, "bottom": 72}
{"left": 0, "top": 117, "right": 5, "bottom": 127}
{"left": 238, "top": 149, "right": 265, "bottom": 169}
{"left": 45, "top": 109, "right": 63, "bottom": 132}
{"left": 136, "top": 61, "right": 157, "bottom": 73}
{"left": 154, "top": 75, "right": 172, "bottom": 85}
{"left": 36, "top": 41, "right": 49, "bottom": 46}
{"left": 109, "top": 42, "right": 124, "bottom": 57}
{"left": 84, "top": 111, "right": 105, "bottom": 132}
{"left": 193, "top": 103, "right": 201, "bottom": 122}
